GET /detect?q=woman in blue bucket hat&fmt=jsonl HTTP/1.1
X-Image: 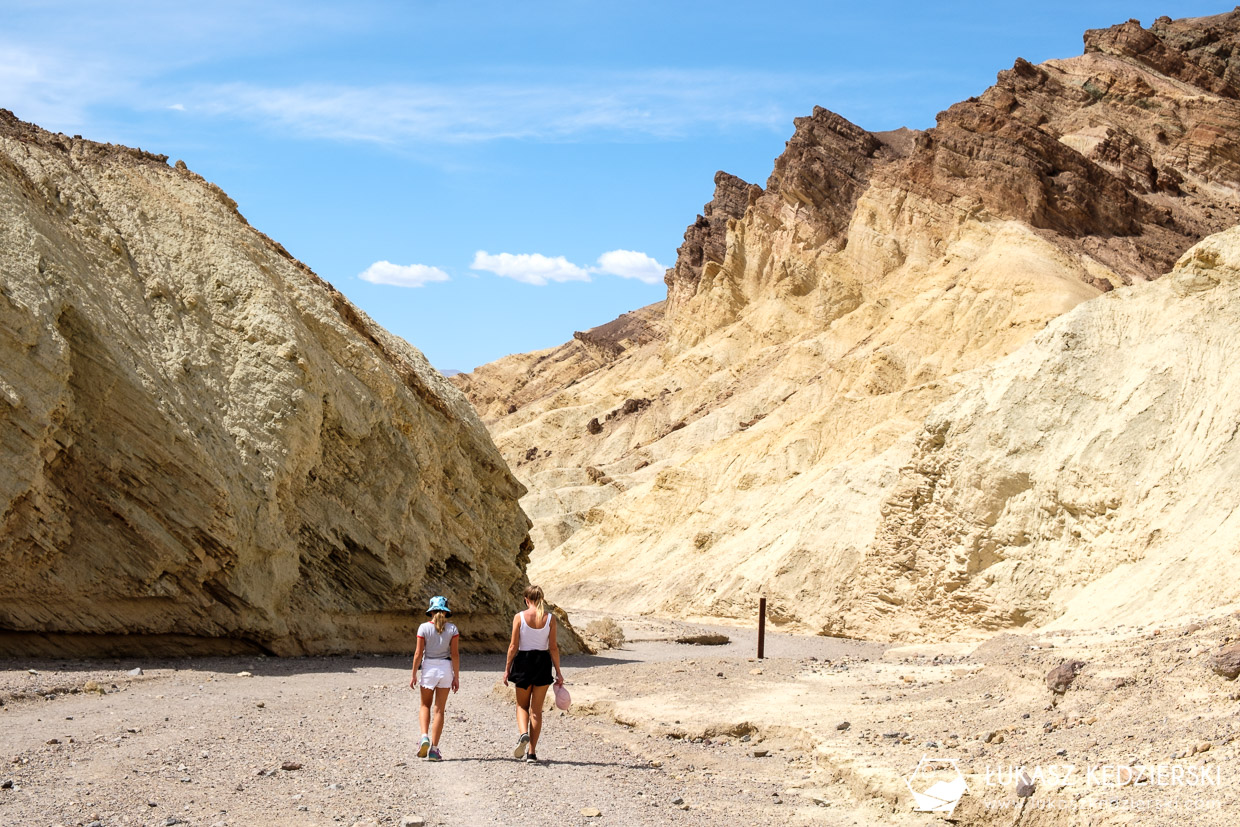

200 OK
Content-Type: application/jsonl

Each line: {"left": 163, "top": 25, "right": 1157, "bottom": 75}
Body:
{"left": 410, "top": 595, "right": 460, "bottom": 761}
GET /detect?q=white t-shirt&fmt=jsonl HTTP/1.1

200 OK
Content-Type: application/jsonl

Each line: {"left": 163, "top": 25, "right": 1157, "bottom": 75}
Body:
{"left": 418, "top": 620, "right": 459, "bottom": 660}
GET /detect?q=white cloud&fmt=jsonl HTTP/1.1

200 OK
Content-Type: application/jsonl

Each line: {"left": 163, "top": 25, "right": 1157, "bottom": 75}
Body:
{"left": 593, "top": 249, "right": 667, "bottom": 284}
{"left": 470, "top": 251, "right": 591, "bottom": 286}
{"left": 358, "top": 260, "right": 450, "bottom": 288}
{"left": 168, "top": 103, "right": 186, "bottom": 111}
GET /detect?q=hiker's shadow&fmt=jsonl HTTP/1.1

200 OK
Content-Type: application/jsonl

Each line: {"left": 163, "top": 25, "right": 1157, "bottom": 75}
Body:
{"left": 452, "top": 756, "right": 656, "bottom": 770}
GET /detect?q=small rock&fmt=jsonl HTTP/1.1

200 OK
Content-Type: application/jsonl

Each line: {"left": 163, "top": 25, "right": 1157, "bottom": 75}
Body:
{"left": 1, "top": 780, "right": 12, "bottom": 789}
{"left": 127, "top": 668, "right": 144, "bottom": 677}
{"left": 46, "top": 739, "right": 60, "bottom": 745}
{"left": 1194, "top": 742, "right": 1212, "bottom": 755}
{"left": 1210, "top": 643, "right": 1240, "bottom": 680}
{"left": 672, "top": 797, "right": 684, "bottom": 805}
{"left": 579, "top": 808, "right": 602, "bottom": 817}
{"left": 1016, "top": 770, "right": 1035, "bottom": 798}
{"left": 1046, "top": 660, "right": 1086, "bottom": 693}
{"left": 753, "top": 749, "right": 769, "bottom": 758}
{"left": 256, "top": 702, "right": 265, "bottom": 708}
{"left": 281, "top": 761, "right": 302, "bottom": 771}
{"left": 835, "top": 721, "right": 850, "bottom": 731}
{"left": 236, "top": 671, "right": 253, "bottom": 678}
{"left": 398, "top": 817, "right": 426, "bottom": 827}
{"left": 749, "top": 668, "right": 763, "bottom": 675}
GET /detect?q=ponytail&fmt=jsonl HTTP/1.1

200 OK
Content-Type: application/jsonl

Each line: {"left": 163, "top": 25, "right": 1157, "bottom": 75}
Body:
{"left": 432, "top": 611, "right": 447, "bottom": 634}
{"left": 524, "top": 584, "right": 546, "bottom": 625}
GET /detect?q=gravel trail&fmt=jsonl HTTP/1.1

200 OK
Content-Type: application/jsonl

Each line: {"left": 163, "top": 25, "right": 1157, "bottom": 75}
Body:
{"left": 0, "top": 625, "right": 864, "bottom": 827}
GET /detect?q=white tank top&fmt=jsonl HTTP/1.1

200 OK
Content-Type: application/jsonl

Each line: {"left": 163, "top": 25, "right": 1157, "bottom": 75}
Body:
{"left": 518, "top": 612, "right": 552, "bottom": 651}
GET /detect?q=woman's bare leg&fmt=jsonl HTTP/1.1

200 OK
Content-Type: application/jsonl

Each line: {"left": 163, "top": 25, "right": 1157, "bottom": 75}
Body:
{"left": 528, "top": 684, "right": 550, "bottom": 754}
{"left": 515, "top": 686, "right": 531, "bottom": 735}
{"left": 419, "top": 687, "right": 433, "bottom": 736}
{"left": 431, "top": 687, "right": 450, "bottom": 745}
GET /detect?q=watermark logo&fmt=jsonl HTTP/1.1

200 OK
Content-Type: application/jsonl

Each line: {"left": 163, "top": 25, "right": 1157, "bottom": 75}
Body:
{"left": 906, "top": 756, "right": 968, "bottom": 814}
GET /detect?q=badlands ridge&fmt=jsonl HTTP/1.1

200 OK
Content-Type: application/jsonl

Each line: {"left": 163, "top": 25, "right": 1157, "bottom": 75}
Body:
{"left": 454, "top": 10, "right": 1240, "bottom": 640}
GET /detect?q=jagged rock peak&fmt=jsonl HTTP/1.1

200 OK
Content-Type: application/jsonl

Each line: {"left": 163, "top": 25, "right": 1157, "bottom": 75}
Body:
{"left": 663, "top": 171, "right": 761, "bottom": 312}
{"left": 1085, "top": 11, "right": 1240, "bottom": 97}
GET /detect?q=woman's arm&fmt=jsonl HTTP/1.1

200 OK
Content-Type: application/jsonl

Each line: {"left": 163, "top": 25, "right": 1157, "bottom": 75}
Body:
{"left": 549, "top": 614, "right": 563, "bottom": 685}
{"left": 449, "top": 633, "right": 460, "bottom": 693}
{"left": 502, "top": 614, "right": 520, "bottom": 686}
{"left": 409, "top": 636, "right": 426, "bottom": 689}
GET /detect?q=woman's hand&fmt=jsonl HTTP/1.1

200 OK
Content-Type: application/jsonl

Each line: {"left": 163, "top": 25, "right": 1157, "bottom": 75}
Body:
{"left": 502, "top": 670, "right": 510, "bottom": 687}
{"left": 555, "top": 671, "right": 565, "bottom": 686}
{"left": 409, "top": 674, "right": 417, "bottom": 690}
{"left": 452, "top": 673, "right": 460, "bottom": 693}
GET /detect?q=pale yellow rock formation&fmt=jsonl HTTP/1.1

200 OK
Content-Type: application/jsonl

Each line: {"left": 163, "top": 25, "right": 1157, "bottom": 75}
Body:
{"left": 856, "top": 226, "right": 1240, "bottom": 638}
{"left": 456, "top": 12, "right": 1240, "bottom": 640}
{"left": 518, "top": 210, "right": 1106, "bottom": 636}
{"left": 0, "top": 113, "right": 545, "bottom": 655}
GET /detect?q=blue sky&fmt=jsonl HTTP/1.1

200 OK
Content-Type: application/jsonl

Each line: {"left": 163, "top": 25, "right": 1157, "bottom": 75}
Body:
{"left": 0, "top": 1, "right": 1223, "bottom": 370}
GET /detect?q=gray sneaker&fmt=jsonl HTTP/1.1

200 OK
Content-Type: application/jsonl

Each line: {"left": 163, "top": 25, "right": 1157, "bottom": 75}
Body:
{"left": 513, "top": 732, "right": 530, "bottom": 759}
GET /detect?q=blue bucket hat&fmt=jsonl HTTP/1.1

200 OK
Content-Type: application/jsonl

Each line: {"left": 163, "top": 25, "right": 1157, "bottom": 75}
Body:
{"left": 426, "top": 595, "right": 451, "bottom": 616}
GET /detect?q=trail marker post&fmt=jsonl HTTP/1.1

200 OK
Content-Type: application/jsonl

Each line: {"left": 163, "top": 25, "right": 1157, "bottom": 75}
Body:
{"left": 758, "top": 596, "right": 767, "bottom": 660}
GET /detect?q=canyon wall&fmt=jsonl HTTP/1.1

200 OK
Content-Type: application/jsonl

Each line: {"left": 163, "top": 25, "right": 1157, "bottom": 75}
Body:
{"left": 0, "top": 111, "right": 547, "bottom": 656}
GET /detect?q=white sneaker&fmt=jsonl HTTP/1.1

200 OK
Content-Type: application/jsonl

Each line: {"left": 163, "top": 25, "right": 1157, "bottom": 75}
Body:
{"left": 513, "top": 732, "right": 530, "bottom": 758}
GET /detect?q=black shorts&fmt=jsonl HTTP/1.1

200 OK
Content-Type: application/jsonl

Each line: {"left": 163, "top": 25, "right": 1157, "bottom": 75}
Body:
{"left": 510, "top": 649, "right": 553, "bottom": 689}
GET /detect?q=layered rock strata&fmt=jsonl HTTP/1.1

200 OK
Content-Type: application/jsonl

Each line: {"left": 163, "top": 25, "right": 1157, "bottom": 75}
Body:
{"left": 0, "top": 111, "right": 544, "bottom": 656}
{"left": 454, "top": 11, "right": 1240, "bottom": 639}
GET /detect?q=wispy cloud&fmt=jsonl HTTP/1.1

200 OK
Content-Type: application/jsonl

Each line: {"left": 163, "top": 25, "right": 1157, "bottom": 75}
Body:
{"left": 471, "top": 251, "right": 591, "bottom": 286}
{"left": 358, "top": 261, "right": 450, "bottom": 288}
{"left": 594, "top": 249, "right": 666, "bottom": 284}
{"left": 185, "top": 71, "right": 798, "bottom": 143}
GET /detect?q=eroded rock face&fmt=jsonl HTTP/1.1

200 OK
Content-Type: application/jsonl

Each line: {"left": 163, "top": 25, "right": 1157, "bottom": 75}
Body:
{"left": 664, "top": 172, "right": 761, "bottom": 320}
{"left": 853, "top": 227, "right": 1240, "bottom": 638}
{"left": 0, "top": 111, "right": 540, "bottom": 656}
{"left": 455, "top": 12, "right": 1240, "bottom": 640}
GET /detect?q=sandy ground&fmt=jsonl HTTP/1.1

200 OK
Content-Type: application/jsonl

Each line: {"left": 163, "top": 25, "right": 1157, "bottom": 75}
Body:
{"left": 2, "top": 610, "right": 1239, "bottom": 827}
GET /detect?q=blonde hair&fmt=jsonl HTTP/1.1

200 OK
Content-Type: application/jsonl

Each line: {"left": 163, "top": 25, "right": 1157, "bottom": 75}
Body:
{"left": 431, "top": 611, "right": 447, "bottom": 634}
{"left": 524, "top": 584, "right": 546, "bottom": 626}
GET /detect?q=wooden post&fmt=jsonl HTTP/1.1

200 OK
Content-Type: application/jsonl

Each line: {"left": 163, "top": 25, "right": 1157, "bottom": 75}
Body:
{"left": 757, "top": 597, "right": 767, "bottom": 660}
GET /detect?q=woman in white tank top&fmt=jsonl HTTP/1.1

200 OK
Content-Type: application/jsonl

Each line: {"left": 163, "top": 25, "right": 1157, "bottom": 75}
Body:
{"left": 503, "top": 584, "right": 564, "bottom": 762}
